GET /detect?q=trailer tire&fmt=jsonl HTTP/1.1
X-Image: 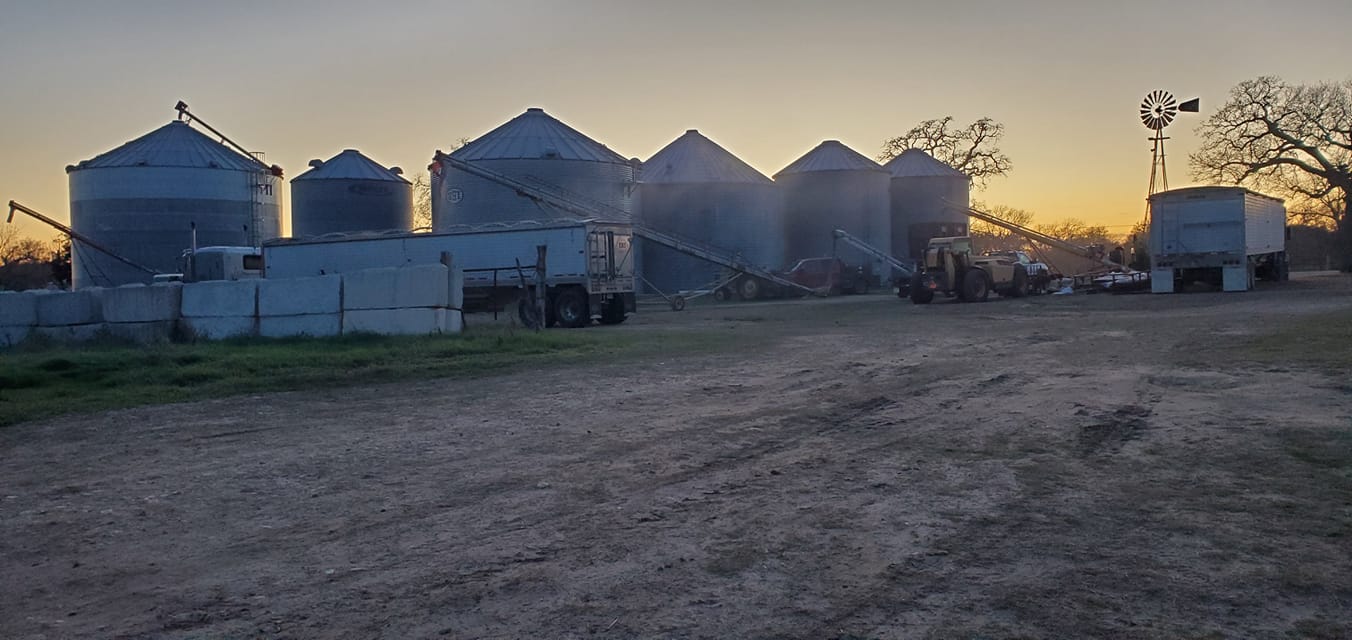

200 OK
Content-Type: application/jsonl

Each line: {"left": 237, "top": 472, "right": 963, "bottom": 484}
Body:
{"left": 669, "top": 295, "right": 686, "bottom": 311}
{"left": 554, "top": 287, "right": 589, "bottom": 328}
{"left": 737, "top": 277, "right": 761, "bottom": 300}
{"left": 517, "top": 298, "right": 541, "bottom": 329}
{"left": 714, "top": 287, "right": 731, "bottom": 302}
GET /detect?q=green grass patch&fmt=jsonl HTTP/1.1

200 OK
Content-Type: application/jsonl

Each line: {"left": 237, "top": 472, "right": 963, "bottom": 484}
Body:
{"left": 0, "top": 326, "right": 735, "bottom": 428}
{"left": 1232, "top": 309, "right": 1352, "bottom": 370}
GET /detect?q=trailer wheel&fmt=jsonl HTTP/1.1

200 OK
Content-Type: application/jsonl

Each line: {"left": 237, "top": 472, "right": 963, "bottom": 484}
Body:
{"left": 713, "top": 287, "right": 731, "bottom": 302}
{"left": 960, "top": 269, "right": 990, "bottom": 302}
{"left": 737, "top": 277, "right": 761, "bottom": 300}
{"left": 517, "top": 299, "right": 541, "bottom": 329}
{"left": 554, "top": 287, "right": 589, "bottom": 328}
{"left": 669, "top": 295, "right": 687, "bottom": 311}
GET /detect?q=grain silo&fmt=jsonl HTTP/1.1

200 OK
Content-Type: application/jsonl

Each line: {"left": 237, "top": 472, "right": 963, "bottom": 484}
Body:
{"left": 291, "top": 149, "right": 412, "bottom": 237}
{"left": 639, "top": 129, "right": 783, "bottom": 293}
{"left": 883, "top": 149, "right": 970, "bottom": 259}
{"left": 431, "top": 107, "right": 633, "bottom": 228}
{"left": 774, "top": 140, "right": 890, "bottom": 284}
{"left": 66, "top": 120, "right": 281, "bottom": 288}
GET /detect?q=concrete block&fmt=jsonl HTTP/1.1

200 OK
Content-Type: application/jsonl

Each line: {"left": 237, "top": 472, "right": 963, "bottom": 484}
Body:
{"left": 34, "top": 323, "right": 106, "bottom": 343}
{"left": 0, "top": 290, "right": 39, "bottom": 326}
{"left": 0, "top": 325, "right": 31, "bottom": 347}
{"left": 98, "top": 283, "right": 182, "bottom": 323}
{"left": 259, "top": 275, "right": 341, "bottom": 317}
{"left": 104, "top": 320, "right": 175, "bottom": 343}
{"left": 36, "top": 289, "right": 103, "bottom": 326}
{"left": 180, "top": 316, "right": 256, "bottom": 341}
{"left": 343, "top": 264, "right": 449, "bottom": 311}
{"left": 343, "top": 308, "right": 446, "bottom": 336}
{"left": 259, "top": 313, "right": 342, "bottom": 338}
{"left": 181, "top": 280, "right": 258, "bottom": 318}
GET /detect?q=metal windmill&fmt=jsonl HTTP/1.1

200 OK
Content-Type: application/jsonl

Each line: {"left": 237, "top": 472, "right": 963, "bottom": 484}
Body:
{"left": 1140, "top": 90, "right": 1200, "bottom": 195}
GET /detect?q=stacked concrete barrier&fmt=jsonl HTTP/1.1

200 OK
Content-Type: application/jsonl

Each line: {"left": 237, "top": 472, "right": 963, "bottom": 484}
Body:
{"left": 98, "top": 284, "right": 181, "bottom": 342}
{"left": 180, "top": 280, "right": 259, "bottom": 340}
{"left": 342, "top": 264, "right": 451, "bottom": 335}
{"left": 258, "top": 275, "right": 342, "bottom": 338}
{"left": 34, "top": 289, "right": 105, "bottom": 342}
{"left": 0, "top": 290, "right": 38, "bottom": 346}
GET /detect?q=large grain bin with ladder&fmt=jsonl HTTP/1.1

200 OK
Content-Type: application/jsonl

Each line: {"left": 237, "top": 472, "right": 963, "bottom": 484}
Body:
{"left": 883, "top": 149, "right": 970, "bottom": 259}
{"left": 430, "top": 107, "right": 634, "bottom": 228}
{"left": 291, "top": 149, "right": 412, "bottom": 237}
{"left": 775, "top": 140, "right": 891, "bottom": 285}
{"left": 66, "top": 120, "right": 280, "bottom": 288}
{"left": 638, "top": 129, "right": 784, "bottom": 294}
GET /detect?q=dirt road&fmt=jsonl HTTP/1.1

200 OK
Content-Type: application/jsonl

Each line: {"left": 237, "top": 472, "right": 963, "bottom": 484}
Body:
{"left": 3, "top": 276, "right": 1351, "bottom": 639}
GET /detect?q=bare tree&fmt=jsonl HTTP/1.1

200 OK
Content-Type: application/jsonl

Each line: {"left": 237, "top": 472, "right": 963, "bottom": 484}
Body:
{"left": 878, "top": 117, "right": 1012, "bottom": 188}
{"left": 1191, "top": 76, "right": 1352, "bottom": 268}
{"left": 969, "top": 202, "right": 1035, "bottom": 253}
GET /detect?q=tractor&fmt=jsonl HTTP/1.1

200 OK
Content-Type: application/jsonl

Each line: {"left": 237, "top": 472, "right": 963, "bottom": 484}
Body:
{"left": 909, "top": 236, "right": 1028, "bottom": 304}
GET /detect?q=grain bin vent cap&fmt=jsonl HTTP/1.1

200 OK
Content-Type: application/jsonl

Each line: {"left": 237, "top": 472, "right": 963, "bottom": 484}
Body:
{"left": 882, "top": 148, "right": 968, "bottom": 178}
{"left": 292, "top": 149, "right": 411, "bottom": 183}
{"left": 450, "top": 107, "right": 628, "bottom": 164}
{"left": 774, "top": 140, "right": 886, "bottom": 178}
{"left": 640, "top": 129, "right": 773, "bottom": 185}
{"left": 68, "top": 120, "right": 265, "bottom": 173}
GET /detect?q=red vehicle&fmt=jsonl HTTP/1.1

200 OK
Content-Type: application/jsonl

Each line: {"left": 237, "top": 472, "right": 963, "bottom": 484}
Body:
{"left": 780, "top": 257, "right": 871, "bottom": 295}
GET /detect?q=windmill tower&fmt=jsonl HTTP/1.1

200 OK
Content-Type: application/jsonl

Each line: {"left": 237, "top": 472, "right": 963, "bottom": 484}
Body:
{"left": 1140, "top": 90, "right": 1200, "bottom": 196}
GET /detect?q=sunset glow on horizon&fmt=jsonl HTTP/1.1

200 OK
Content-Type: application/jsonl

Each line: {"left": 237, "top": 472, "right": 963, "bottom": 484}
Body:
{"left": 3, "top": 0, "right": 1349, "bottom": 242}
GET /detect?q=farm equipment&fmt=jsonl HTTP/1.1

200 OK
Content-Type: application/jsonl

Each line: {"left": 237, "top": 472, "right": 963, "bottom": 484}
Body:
{"left": 909, "top": 236, "right": 1028, "bottom": 304}
{"left": 984, "top": 250, "right": 1053, "bottom": 294}
{"left": 830, "top": 228, "right": 916, "bottom": 295}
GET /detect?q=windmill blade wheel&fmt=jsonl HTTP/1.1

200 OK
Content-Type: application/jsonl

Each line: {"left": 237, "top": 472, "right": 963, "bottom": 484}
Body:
{"left": 1140, "top": 90, "right": 1179, "bottom": 130}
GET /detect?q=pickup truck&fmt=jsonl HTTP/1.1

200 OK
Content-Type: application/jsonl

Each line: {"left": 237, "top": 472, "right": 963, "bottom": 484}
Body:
{"left": 985, "top": 250, "right": 1053, "bottom": 294}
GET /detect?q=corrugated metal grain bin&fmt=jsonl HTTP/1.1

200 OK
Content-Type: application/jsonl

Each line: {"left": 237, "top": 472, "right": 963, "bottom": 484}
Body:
{"left": 291, "top": 149, "right": 412, "bottom": 237}
{"left": 67, "top": 121, "right": 280, "bottom": 288}
{"left": 883, "top": 149, "right": 970, "bottom": 259}
{"left": 638, "top": 129, "right": 784, "bottom": 293}
{"left": 775, "top": 140, "right": 891, "bottom": 283}
{"left": 430, "top": 107, "right": 633, "bottom": 228}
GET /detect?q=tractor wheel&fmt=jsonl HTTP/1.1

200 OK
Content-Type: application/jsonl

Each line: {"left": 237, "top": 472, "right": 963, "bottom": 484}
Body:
{"left": 1009, "top": 265, "right": 1029, "bottom": 297}
{"left": 553, "top": 287, "right": 590, "bottom": 328}
{"left": 737, "top": 277, "right": 761, "bottom": 300}
{"left": 960, "top": 269, "right": 990, "bottom": 302}
{"left": 909, "top": 274, "right": 934, "bottom": 304}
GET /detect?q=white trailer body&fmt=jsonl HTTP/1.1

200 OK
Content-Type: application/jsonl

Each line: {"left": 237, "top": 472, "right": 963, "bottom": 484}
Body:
{"left": 262, "top": 219, "right": 635, "bottom": 325}
{"left": 1148, "top": 186, "right": 1287, "bottom": 293}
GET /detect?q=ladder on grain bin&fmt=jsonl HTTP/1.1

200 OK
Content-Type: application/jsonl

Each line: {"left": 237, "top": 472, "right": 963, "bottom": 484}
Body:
{"left": 831, "top": 228, "right": 914, "bottom": 280}
{"left": 431, "top": 151, "right": 817, "bottom": 297}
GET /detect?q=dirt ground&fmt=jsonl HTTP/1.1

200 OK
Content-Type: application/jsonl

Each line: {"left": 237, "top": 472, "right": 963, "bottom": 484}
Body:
{"left": 3, "top": 275, "right": 1352, "bottom": 639}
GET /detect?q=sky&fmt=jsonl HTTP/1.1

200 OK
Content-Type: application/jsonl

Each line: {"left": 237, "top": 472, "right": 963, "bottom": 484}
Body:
{"left": 2, "top": 0, "right": 1350, "bottom": 241}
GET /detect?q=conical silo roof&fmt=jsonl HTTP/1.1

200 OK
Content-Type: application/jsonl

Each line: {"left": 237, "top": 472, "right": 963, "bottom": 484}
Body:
{"left": 293, "top": 149, "right": 410, "bottom": 183}
{"left": 69, "top": 120, "right": 263, "bottom": 172}
{"left": 450, "top": 107, "right": 628, "bottom": 164}
{"left": 640, "top": 130, "right": 773, "bottom": 185}
{"left": 882, "top": 148, "right": 968, "bottom": 179}
{"left": 774, "top": 140, "right": 886, "bottom": 177}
